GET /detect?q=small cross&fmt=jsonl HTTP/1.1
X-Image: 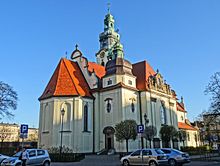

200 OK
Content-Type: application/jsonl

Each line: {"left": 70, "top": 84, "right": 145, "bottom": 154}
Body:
{"left": 107, "top": 2, "right": 111, "bottom": 13}
{"left": 75, "top": 44, "right": 78, "bottom": 50}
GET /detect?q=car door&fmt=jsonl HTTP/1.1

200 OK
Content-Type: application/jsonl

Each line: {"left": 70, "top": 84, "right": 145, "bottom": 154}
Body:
{"left": 129, "top": 150, "right": 142, "bottom": 165}
{"left": 142, "top": 150, "right": 151, "bottom": 165}
{"left": 26, "top": 150, "right": 37, "bottom": 165}
{"left": 36, "top": 150, "right": 46, "bottom": 165}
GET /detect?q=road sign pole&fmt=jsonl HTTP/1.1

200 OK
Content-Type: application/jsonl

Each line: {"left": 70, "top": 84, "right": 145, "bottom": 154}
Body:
{"left": 22, "top": 137, "right": 24, "bottom": 148}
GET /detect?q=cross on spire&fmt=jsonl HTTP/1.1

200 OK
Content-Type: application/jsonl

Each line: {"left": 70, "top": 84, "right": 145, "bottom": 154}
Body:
{"left": 75, "top": 44, "right": 78, "bottom": 50}
{"left": 107, "top": 2, "right": 111, "bottom": 14}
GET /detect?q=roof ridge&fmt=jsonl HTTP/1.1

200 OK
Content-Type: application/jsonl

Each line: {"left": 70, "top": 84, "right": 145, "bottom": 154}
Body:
{"left": 54, "top": 59, "right": 63, "bottom": 95}
{"left": 62, "top": 59, "right": 80, "bottom": 95}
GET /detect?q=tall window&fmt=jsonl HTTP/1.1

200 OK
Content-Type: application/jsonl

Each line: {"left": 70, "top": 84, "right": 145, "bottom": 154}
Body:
{"left": 105, "top": 98, "right": 112, "bottom": 113}
{"left": 84, "top": 104, "right": 88, "bottom": 131}
{"left": 107, "top": 101, "right": 111, "bottom": 113}
{"left": 131, "top": 102, "right": 135, "bottom": 112}
{"left": 187, "top": 132, "right": 190, "bottom": 141}
{"left": 160, "top": 101, "right": 166, "bottom": 125}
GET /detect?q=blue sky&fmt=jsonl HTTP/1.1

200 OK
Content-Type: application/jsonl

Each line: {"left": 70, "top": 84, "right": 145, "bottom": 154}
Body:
{"left": 0, "top": 0, "right": 220, "bottom": 127}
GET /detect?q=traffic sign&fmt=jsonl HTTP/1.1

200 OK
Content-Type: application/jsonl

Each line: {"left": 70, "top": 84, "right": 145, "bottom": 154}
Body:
{"left": 137, "top": 125, "right": 144, "bottom": 133}
{"left": 20, "top": 124, "right": 28, "bottom": 134}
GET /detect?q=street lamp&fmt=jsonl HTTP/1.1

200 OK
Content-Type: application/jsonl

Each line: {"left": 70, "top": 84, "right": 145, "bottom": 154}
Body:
{"left": 60, "top": 108, "right": 65, "bottom": 157}
{"left": 144, "top": 113, "right": 149, "bottom": 148}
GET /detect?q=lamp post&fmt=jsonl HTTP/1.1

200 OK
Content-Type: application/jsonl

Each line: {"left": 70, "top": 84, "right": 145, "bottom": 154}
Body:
{"left": 144, "top": 113, "right": 149, "bottom": 148}
{"left": 60, "top": 108, "right": 65, "bottom": 158}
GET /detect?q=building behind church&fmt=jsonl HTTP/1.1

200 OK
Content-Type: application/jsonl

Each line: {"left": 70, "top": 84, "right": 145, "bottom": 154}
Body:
{"left": 38, "top": 10, "right": 199, "bottom": 153}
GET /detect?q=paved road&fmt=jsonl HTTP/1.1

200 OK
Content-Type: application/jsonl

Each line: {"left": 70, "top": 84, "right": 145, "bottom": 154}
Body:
{"left": 51, "top": 155, "right": 220, "bottom": 166}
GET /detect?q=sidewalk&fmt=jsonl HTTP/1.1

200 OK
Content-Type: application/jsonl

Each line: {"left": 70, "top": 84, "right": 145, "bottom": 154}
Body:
{"left": 190, "top": 153, "right": 220, "bottom": 161}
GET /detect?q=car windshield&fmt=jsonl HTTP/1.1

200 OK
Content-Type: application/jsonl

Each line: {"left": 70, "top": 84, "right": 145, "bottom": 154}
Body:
{"left": 172, "top": 149, "right": 183, "bottom": 154}
{"left": 13, "top": 151, "right": 22, "bottom": 157}
{"left": 155, "top": 149, "right": 164, "bottom": 154}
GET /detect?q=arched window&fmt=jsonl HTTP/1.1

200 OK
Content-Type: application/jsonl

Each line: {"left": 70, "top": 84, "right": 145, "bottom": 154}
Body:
{"left": 105, "top": 98, "right": 112, "bottom": 113}
{"left": 101, "top": 60, "right": 105, "bottom": 66}
{"left": 160, "top": 101, "right": 166, "bottom": 125}
{"left": 131, "top": 103, "right": 135, "bottom": 112}
{"left": 107, "top": 101, "right": 111, "bottom": 113}
{"left": 84, "top": 104, "right": 88, "bottom": 131}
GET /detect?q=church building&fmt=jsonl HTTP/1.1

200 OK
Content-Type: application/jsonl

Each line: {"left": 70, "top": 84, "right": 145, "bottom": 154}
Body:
{"left": 38, "top": 10, "right": 193, "bottom": 153}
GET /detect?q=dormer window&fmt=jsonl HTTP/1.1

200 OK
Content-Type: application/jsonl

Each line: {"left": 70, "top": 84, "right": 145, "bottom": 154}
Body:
{"left": 128, "top": 80, "right": 132, "bottom": 85}
{"left": 101, "top": 60, "right": 105, "bottom": 66}
{"left": 107, "top": 79, "right": 112, "bottom": 85}
{"left": 181, "top": 115, "right": 184, "bottom": 121}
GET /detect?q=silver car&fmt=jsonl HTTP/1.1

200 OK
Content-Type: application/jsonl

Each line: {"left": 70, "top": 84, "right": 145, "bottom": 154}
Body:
{"left": 0, "top": 154, "right": 9, "bottom": 164}
{"left": 160, "top": 148, "right": 190, "bottom": 166}
{"left": 120, "top": 149, "right": 168, "bottom": 166}
{"left": 1, "top": 149, "right": 51, "bottom": 166}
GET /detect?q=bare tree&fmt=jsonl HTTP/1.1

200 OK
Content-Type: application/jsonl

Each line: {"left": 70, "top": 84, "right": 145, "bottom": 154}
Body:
{"left": 205, "top": 72, "right": 220, "bottom": 115}
{"left": 0, "top": 81, "right": 18, "bottom": 119}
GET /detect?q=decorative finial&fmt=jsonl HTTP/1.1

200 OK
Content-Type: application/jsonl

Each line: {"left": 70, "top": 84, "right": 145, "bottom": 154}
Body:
{"left": 181, "top": 96, "right": 184, "bottom": 103}
{"left": 156, "top": 69, "right": 159, "bottom": 73}
{"left": 75, "top": 44, "right": 78, "bottom": 50}
{"left": 107, "top": 2, "right": 111, "bottom": 14}
{"left": 65, "top": 51, "right": 67, "bottom": 58}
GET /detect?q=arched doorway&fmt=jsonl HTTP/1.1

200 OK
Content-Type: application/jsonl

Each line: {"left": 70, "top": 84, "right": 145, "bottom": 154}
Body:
{"left": 103, "top": 126, "right": 115, "bottom": 150}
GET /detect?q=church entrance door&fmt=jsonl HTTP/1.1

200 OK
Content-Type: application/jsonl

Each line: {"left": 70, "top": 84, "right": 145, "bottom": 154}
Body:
{"left": 103, "top": 126, "right": 115, "bottom": 150}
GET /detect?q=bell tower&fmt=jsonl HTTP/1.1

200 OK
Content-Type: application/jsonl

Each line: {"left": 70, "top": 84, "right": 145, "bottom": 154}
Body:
{"left": 96, "top": 5, "right": 124, "bottom": 66}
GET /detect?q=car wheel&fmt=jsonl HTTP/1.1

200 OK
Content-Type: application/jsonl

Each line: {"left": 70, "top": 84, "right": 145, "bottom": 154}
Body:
{"left": 149, "top": 161, "right": 158, "bottom": 166}
{"left": 43, "top": 161, "right": 50, "bottom": 166}
{"left": 15, "top": 163, "right": 22, "bottom": 166}
{"left": 169, "top": 159, "right": 177, "bottom": 166}
{"left": 123, "top": 159, "right": 129, "bottom": 166}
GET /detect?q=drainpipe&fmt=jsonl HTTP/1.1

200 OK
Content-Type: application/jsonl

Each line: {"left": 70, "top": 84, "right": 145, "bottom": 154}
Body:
{"left": 138, "top": 91, "right": 144, "bottom": 149}
{"left": 93, "top": 97, "right": 95, "bottom": 153}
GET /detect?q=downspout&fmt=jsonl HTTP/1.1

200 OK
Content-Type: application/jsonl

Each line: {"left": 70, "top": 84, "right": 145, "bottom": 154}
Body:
{"left": 138, "top": 91, "right": 144, "bottom": 149}
{"left": 92, "top": 97, "right": 95, "bottom": 154}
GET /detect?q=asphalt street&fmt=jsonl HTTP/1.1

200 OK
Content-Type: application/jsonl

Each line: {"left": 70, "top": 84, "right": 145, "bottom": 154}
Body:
{"left": 51, "top": 155, "right": 220, "bottom": 166}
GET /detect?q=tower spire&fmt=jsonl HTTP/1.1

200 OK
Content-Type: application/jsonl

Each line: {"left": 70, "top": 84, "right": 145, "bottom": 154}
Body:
{"left": 96, "top": 6, "right": 124, "bottom": 66}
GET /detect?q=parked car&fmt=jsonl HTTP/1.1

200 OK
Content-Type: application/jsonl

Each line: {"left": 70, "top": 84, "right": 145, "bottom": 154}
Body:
{"left": 1, "top": 149, "right": 51, "bottom": 166}
{"left": 120, "top": 148, "right": 168, "bottom": 166}
{"left": 160, "top": 148, "right": 190, "bottom": 166}
{"left": 0, "top": 154, "right": 9, "bottom": 164}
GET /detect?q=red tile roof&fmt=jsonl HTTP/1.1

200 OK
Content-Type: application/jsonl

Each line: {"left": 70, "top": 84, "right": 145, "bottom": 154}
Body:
{"left": 39, "top": 58, "right": 92, "bottom": 100}
{"left": 177, "top": 102, "right": 186, "bottom": 112}
{"left": 132, "top": 61, "right": 156, "bottom": 91}
{"left": 178, "top": 122, "right": 197, "bottom": 131}
{"left": 88, "top": 62, "right": 106, "bottom": 79}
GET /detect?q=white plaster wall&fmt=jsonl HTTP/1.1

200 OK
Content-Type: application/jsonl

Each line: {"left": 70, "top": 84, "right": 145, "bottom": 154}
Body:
{"left": 39, "top": 97, "right": 93, "bottom": 153}
{"left": 103, "top": 74, "right": 136, "bottom": 88}
{"left": 177, "top": 111, "right": 186, "bottom": 123}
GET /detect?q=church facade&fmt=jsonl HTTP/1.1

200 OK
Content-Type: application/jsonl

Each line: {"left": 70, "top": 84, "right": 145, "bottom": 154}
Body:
{"left": 38, "top": 11, "right": 196, "bottom": 153}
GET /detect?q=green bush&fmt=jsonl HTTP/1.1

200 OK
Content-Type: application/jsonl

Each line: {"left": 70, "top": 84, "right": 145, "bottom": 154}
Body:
{"left": 181, "top": 146, "right": 212, "bottom": 155}
{"left": 0, "top": 147, "right": 17, "bottom": 156}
